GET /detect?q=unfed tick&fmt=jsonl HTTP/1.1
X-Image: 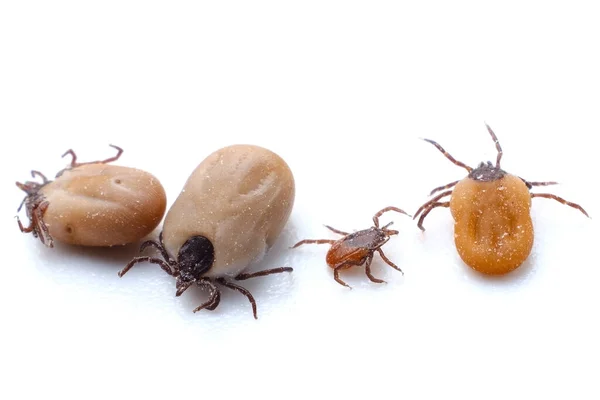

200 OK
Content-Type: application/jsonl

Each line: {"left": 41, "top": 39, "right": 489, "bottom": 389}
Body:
{"left": 118, "top": 144, "right": 295, "bottom": 319}
{"left": 16, "top": 145, "right": 167, "bottom": 248}
{"left": 414, "top": 123, "right": 590, "bottom": 275}
{"left": 292, "top": 207, "right": 411, "bottom": 288}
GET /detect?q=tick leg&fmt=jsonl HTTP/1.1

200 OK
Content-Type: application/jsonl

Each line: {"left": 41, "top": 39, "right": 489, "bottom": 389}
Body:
{"left": 422, "top": 138, "right": 473, "bottom": 173}
{"left": 485, "top": 123, "right": 503, "bottom": 168}
{"left": 377, "top": 248, "right": 403, "bottom": 275}
{"left": 529, "top": 181, "right": 558, "bottom": 186}
{"left": 118, "top": 256, "right": 175, "bottom": 277}
{"left": 17, "top": 196, "right": 27, "bottom": 212}
{"left": 61, "top": 149, "right": 79, "bottom": 167}
{"left": 193, "top": 280, "right": 221, "bottom": 313}
{"left": 324, "top": 225, "right": 349, "bottom": 236}
{"left": 417, "top": 201, "right": 450, "bottom": 231}
{"left": 205, "top": 289, "right": 222, "bottom": 311}
{"left": 531, "top": 193, "right": 590, "bottom": 218}
{"left": 413, "top": 190, "right": 453, "bottom": 219}
{"left": 333, "top": 264, "right": 352, "bottom": 289}
{"left": 528, "top": 181, "right": 558, "bottom": 186}
{"left": 364, "top": 255, "right": 385, "bottom": 284}
{"left": 428, "top": 180, "right": 459, "bottom": 196}
{"left": 31, "top": 170, "right": 49, "bottom": 183}
{"left": 519, "top": 177, "right": 558, "bottom": 190}
{"left": 140, "top": 239, "right": 176, "bottom": 265}
{"left": 17, "top": 216, "right": 34, "bottom": 233}
{"left": 34, "top": 201, "right": 53, "bottom": 247}
{"left": 216, "top": 278, "right": 258, "bottom": 319}
{"left": 235, "top": 267, "right": 293, "bottom": 281}
{"left": 62, "top": 144, "right": 124, "bottom": 168}
{"left": 373, "top": 206, "right": 412, "bottom": 228}
{"left": 291, "top": 239, "right": 335, "bottom": 248}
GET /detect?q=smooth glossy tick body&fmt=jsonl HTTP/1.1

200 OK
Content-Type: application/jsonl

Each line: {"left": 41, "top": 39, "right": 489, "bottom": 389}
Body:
{"left": 292, "top": 207, "right": 411, "bottom": 288}
{"left": 119, "top": 144, "right": 295, "bottom": 319}
{"left": 414, "top": 123, "right": 590, "bottom": 275}
{"left": 16, "top": 145, "right": 167, "bottom": 248}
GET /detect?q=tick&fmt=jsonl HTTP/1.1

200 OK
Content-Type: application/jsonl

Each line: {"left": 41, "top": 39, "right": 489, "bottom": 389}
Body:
{"left": 414, "top": 123, "right": 590, "bottom": 275}
{"left": 118, "top": 144, "right": 295, "bottom": 319}
{"left": 16, "top": 145, "right": 167, "bottom": 248}
{"left": 291, "top": 207, "right": 411, "bottom": 288}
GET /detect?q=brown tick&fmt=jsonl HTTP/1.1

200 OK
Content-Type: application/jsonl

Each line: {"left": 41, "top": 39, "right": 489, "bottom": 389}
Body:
{"left": 291, "top": 207, "right": 411, "bottom": 288}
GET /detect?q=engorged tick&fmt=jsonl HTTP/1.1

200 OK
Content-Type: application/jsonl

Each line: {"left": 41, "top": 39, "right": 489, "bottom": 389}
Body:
{"left": 15, "top": 145, "right": 166, "bottom": 248}
{"left": 291, "top": 207, "right": 411, "bottom": 288}
{"left": 413, "top": 123, "right": 590, "bottom": 275}
{"left": 118, "top": 144, "right": 295, "bottom": 319}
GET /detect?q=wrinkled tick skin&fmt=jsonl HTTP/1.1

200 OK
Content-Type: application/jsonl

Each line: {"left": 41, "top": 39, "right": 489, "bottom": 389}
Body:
{"left": 15, "top": 145, "right": 167, "bottom": 248}
{"left": 291, "top": 207, "right": 411, "bottom": 288}
{"left": 119, "top": 144, "right": 295, "bottom": 319}
{"left": 414, "top": 123, "right": 590, "bottom": 275}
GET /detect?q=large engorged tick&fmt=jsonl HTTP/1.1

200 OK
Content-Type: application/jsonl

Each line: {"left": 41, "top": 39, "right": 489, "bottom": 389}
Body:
{"left": 414, "top": 123, "right": 590, "bottom": 275}
{"left": 118, "top": 144, "right": 295, "bottom": 319}
{"left": 291, "top": 207, "right": 411, "bottom": 288}
{"left": 16, "top": 145, "right": 167, "bottom": 248}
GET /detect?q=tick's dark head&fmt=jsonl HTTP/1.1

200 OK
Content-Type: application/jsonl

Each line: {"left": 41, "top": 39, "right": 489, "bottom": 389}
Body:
{"left": 176, "top": 235, "right": 215, "bottom": 282}
{"left": 468, "top": 161, "right": 507, "bottom": 182}
{"left": 362, "top": 226, "right": 395, "bottom": 250}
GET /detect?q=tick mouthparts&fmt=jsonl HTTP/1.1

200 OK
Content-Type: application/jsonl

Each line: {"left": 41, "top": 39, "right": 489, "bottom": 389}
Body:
{"left": 15, "top": 181, "right": 27, "bottom": 191}
{"left": 381, "top": 221, "right": 395, "bottom": 229}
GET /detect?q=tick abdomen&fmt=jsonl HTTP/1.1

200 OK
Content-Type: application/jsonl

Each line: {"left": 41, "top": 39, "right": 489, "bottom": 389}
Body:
{"left": 450, "top": 174, "right": 534, "bottom": 275}
{"left": 40, "top": 164, "right": 166, "bottom": 246}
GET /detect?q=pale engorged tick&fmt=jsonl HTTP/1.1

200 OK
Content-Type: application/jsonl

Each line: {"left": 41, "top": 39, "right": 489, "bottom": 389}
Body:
{"left": 292, "top": 207, "right": 411, "bottom": 288}
{"left": 119, "top": 144, "right": 295, "bottom": 319}
{"left": 16, "top": 145, "right": 167, "bottom": 248}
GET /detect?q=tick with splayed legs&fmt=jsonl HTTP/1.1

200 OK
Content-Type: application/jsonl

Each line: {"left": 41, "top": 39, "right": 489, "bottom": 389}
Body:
{"left": 414, "top": 123, "right": 590, "bottom": 275}
{"left": 292, "top": 207, "right": 411, "bottom": 288}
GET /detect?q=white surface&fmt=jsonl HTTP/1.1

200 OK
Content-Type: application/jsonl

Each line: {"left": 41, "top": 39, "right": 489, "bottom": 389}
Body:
{"left": 1, "top": 1, "right": 599, "bottom": 399}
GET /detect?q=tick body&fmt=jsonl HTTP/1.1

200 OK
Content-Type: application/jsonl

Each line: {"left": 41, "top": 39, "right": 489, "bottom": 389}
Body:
{"left": 292, "top": 207, "right": 411, "bottom": 288}
{"left": 414, "top": 123, "right": 590, "bottom": 275}
{"left": 16, "top": 145, "right": 167, "bottom": 248}
{"left": 119, "top": 144, "right": 295, "bottom": 319}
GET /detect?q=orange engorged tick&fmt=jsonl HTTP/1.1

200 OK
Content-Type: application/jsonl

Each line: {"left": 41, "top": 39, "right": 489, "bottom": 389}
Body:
{"left": 414, "top": 123, "right": 590, "bottom": 275}
{"left": 291, "top": 207, "right": 411, "bottom": 288}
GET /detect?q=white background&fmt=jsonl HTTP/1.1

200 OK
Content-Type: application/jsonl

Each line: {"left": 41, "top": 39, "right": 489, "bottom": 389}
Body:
{"left": 1, "top": 1, "right": 599, "bottom": 399}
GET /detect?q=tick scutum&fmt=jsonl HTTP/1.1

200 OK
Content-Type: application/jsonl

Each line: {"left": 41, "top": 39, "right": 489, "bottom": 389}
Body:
{"left": 468, "top": 161, "right": 507, "bottom": 182}
{"left": 177, "top": 235, "right": 215, "bottom": 280}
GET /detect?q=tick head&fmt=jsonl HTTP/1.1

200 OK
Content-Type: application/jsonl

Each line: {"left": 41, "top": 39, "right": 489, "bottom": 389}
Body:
{"left": 177, "top": 235, "right": 215, "bottom": 280}
{"left": 16, "top": 180, "right": 42, "bottom": 197}
{"left": 468, "top": 161, "right": 507, "bottom": 182}
{"left": 16, "top": 170, "right": 51, "bottom": 210}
